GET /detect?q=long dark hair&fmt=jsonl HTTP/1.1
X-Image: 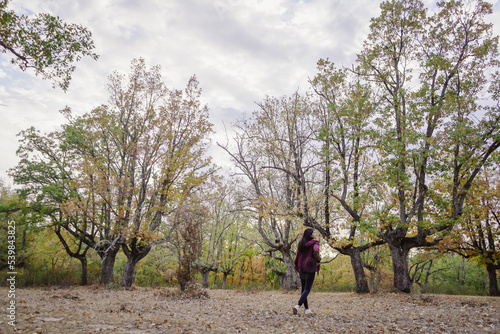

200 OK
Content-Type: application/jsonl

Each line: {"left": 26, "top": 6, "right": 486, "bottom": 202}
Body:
{"left": 297, "top": 228, "right": 314, "bottom": 253}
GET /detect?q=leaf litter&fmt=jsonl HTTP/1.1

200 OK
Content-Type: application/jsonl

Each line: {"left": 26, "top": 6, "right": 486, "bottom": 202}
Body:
{"left": 1, "top": 286, "right": 499, "bottom": 333}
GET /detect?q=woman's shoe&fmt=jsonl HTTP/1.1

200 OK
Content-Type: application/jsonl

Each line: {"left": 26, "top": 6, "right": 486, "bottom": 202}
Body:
{"left": 293, "top": 305, "right": 300, "bottom": 315}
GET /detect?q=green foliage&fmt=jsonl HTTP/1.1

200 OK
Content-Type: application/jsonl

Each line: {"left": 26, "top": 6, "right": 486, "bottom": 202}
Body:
{"left": 217, "top": 254, "right": 268, "bottom": 290}
{"left": 0, "top": 229, "right": 101, "bottom": 287}
{"left": 132, "top": 246, "right": 177, "bottom": 287}
{"left": 313, "top": 256, "right": 356, "bottom": 292}
{"left": 420, "top": 253, "right": 490, "bottom": 296}
{"left": 0, "top": 180, "right": 32, "bottom": 273}
{"left": 350, "top": 0, "right": 500, "bottom": 293}
{"left": 0, "top": 0, "right": 99, "bottom": 90}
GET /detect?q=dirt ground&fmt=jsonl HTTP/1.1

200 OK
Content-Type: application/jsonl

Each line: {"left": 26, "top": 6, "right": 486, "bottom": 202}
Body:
{"left": 1, "top": 286, "right": 499, "bottom": 333}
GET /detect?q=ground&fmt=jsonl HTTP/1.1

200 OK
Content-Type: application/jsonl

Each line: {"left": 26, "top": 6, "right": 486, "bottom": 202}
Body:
{"left": 1, "top": 286, "right": 499, "bottom": 333}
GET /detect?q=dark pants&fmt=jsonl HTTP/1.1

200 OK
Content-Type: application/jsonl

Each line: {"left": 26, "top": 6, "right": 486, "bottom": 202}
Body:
{"left": 298, "top": 271, "right": 316, "bottom": 309}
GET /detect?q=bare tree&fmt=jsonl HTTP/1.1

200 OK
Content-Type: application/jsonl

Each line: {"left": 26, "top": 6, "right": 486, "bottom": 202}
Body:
{"left": 219, "top": 95, "right": 311, "bottom": 290}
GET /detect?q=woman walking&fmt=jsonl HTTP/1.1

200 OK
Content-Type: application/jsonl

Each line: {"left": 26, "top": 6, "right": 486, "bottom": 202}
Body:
{"left": 293, "top": 228, "right": 321, "bottom": 315}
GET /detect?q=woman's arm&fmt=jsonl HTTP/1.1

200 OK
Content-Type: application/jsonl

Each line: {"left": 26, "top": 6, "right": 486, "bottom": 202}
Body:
{"left": 313, "top": 243, "right": 321, "bottom": 263}
{"left": 294, "top": 251, "right": 299, "bottom": 271}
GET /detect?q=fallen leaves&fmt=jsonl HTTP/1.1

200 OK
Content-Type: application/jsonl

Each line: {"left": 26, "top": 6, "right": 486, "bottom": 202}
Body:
{"left": 0, "top": 286, "right": 498, "bottom": 333}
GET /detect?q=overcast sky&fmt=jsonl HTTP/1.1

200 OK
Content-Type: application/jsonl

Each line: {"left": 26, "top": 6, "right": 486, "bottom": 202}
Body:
{"left": 1, "top": 0, "right": 499, "bottom": 186}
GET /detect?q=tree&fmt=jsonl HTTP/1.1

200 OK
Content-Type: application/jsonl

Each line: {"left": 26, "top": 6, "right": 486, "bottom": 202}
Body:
{"left": 196, "top": 176, "right": 253, "bottom": 289}
{"left": 195, "top": 182, "right": 222, "bottom": 288}
{"left": 10, "top": 125, "right": 97, "bottom": 285}
{"left": 360, "top": 244, "right": 390, "bottom": 292}
{"left": 0, "top": 180, "right": 30, "bottom": 273}
{"left": 0, "top": 0, "right": 98, "bottom": 90}
{"left": 171, "top": 204, "right": 206, "bottom": 291}
{"left": 72, "top": 59, "right": 214, "bottom": 288}
{"left": 223, "top": 83, "right": 383, "bottom": 292}
{"left": 217, "top": 212, "right": 253, "bottom": 289}
{"left": 309, "top": 58, "right": 383, "bottom": 293}
{"left": 447, "top": 158, "right": 500, "bottom": 296}
{"left": 357, "top": 0, "right": 500, "bottom": 292}
{"left": 219, "top": 94, "right": 312, "bottom": 290}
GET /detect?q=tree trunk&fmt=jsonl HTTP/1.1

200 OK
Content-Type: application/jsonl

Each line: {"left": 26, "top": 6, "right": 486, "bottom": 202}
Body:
{"left": 348, "top": 248, "right": 370, "bottom": 293}
{"left": 388, "top": 243, "right": 411, "bottom": 293}
{"left": 121, "top": 259, "right": 138, "bottom": 288}
{"left": 201, "top": 269, "right": 210, "bottom": 288}
{"left": 79, "top": 256, "right": 88, "bottom": 286}
{"left": 53, "top": 226, "right": 89, "bottom": 286}
{"left": 237, "top": 263, "right": 245, "bottom": 287}
{"left": 368, "top": 270, "right": 376, "bottom": 292}
{"left": 121, "top": 243, "right": 152, "bottom": 288}
{"left": 221, "top": 272, "right": 229, "bottom": 289}
{"left": 486, "top": 264, "right": 500, "bottom": 297}
{"left": 99, "top": 242, "right": 120, "bottom": 286}
{"left": 281, "top": 251, "right": 299, "bottom": 290}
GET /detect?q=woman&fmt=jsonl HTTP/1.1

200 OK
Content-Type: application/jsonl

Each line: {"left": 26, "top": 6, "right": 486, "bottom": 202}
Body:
{"left": 293, "top": 228, "right": 321, "bottom": 315}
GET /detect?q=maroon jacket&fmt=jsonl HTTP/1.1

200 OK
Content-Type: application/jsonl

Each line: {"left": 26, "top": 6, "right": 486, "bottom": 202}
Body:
{"left": 294, "top": 239, "right": 321, "bottom": 273}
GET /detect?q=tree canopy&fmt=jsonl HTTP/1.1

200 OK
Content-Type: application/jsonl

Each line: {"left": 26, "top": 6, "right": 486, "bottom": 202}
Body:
{"left": 0, "top": 0, "right": 98, "bottom": 90}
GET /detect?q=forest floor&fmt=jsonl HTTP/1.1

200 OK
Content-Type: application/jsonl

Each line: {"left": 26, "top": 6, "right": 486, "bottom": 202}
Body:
{"left": 1, "top": 285, "right": 499, "bottom": 333}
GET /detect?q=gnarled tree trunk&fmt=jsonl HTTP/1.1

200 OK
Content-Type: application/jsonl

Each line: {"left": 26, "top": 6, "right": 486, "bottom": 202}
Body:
{"left": 98, "top": 241, "right": 120, "bottom": 286}
{"left": 347, "top": 248, "right": 369, "bottom": 294}
{"left": 388, "top": 242, "right": 411, "bottom": 293}
{"left": 54, "top": 226, "right": 90, "bottom": 286}
{"left": 486, "top": 264, "right": 500, "bottom": 297}
{"left": 79, "top": 256, "right": 88, "bottom": 286}
{"left": 201, "top": 269, "right": 210, "bottom": 289}
{"left": 282, "top": 252, "right": 299, "bottom": 290}
{"left": 121, "top": 242, "right": 152, "bottom": 288}
{"left": 197, "top": 265, "right": 217, "bottom": 288}
{"left": 221, "top": 271, "right": 230, "bottom": 289}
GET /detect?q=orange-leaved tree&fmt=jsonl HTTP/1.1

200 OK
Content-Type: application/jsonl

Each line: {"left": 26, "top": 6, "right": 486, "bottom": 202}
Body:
{"left": 70, "top": 58, "right": 214, "bottom": 287}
